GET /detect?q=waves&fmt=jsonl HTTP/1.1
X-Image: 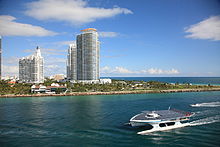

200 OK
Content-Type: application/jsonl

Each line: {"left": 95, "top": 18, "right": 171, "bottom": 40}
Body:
{"left": 190, "top": 102, "right": 220, "bottom": 126}
{"left": 189, "top": 115, "right": 220, "bottom": 126}
{"left": 191, "top": 101, "right": 220, "bottom": 107}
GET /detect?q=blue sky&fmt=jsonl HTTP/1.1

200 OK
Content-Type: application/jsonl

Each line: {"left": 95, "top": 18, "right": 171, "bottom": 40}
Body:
{"left": 0, "top": 0, "right": 220, "bottom": 77}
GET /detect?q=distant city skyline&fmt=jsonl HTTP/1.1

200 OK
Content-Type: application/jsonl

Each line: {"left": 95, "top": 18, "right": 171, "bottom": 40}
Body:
{"left": 0, "top": 0, "right": 220, "bottom": 77}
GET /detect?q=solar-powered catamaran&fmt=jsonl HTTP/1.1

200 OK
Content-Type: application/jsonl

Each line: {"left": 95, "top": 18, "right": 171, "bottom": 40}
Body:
{"left": 129, "top": 108, "right": 194, "bottom": 134}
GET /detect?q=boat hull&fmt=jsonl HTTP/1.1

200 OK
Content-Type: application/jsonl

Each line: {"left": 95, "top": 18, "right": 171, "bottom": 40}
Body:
{"left": 130, "top": 121, "right": 149, "bottom": 127}
{"left": 137, "top": 122, "right": 190, "bottom": 135}
{"left": 130, "top": 120, "right": 161, "bottom": 127}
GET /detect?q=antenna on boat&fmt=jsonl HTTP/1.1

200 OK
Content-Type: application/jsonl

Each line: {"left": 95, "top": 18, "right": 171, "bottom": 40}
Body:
{"left": 168, "top": 105, "right": 171, "bottom": 110}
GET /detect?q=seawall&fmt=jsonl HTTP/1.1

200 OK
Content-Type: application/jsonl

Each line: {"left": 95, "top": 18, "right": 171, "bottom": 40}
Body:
{"left": 1, "top": 87, "right": 220, "bottom": 98}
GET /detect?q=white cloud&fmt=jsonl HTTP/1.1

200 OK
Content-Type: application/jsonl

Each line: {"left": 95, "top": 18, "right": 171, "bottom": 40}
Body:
{"left": 25, "top": 0, "right": 133, "bottom": 25}
{"left": 141, "top": 68, "right": 180, "bottom": 75}
{"left": 45, "top": 65, "right": 59, "bottom": 69}
{"left": 23, "top": 48, "right": 66, "bottom": 55}
{"left": 113, "top": 66, "right": 135, "bottom": 74}
{"left": 101, "top": 66, "right": 135, "bottom": 74}
{"left": 101, "top": 66, "right": 180, "bottom": 75}
{"left": 185, "top": 15, "right": 220, "bottom": 41}
{"left": 0, "top": 15, "right": 57, "bottom": 36}
{"left": 99, "top": 32, "right": 118, "bottom": 37}
{"left": 58, "top": 41, "right": 76, "bottom": 45}
{"left": 3, "top": 57, "right": 19, "bottom": 64}
{"left": 2, "top": 65, "right": 19, "bottom": 76}
{"left": 44, "top": 62, "right": 66, "bottom": 76}
{"left": 45, "top": 57, "right": 66, "bottom": 64}
{"left": 43, "top": 57, "right": 66, "bottom": 76}
{"left": 2, "top": 57, "right": 19, "bottom": 76}
{"left": 101, "top": 66, "right": 111, "bottom": 73}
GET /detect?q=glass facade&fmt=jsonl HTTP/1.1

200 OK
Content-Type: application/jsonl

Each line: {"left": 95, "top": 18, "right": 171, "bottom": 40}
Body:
{"left": 76, "top": 29, "right": 100, "bottom": 80}
{"left": 66, "top": 28, "right": 100, "bottom": 81}
{"left": 67, "top": 44, "right": 77, "bottom": 80}
{"left": 19, "top": 47, "right": 44, "bottom": 83}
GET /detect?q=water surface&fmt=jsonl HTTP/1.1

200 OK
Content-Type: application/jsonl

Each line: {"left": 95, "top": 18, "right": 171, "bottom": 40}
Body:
{"left": 0, "top": 91, "right": 220, "bottom": 146}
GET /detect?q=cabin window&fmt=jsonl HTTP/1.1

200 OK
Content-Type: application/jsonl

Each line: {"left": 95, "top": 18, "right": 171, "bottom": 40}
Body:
{"left": 159, "top": 123, "right": 166, "bottom": 127}
{"left": 166, "top": 122, "right": 175, "bottom": 126}
{"left": 180, "top": 117, "right": 187, "bottom": 120}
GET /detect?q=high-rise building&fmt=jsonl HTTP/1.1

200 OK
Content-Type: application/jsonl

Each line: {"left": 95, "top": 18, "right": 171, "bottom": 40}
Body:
{"left": 67, "top": 44, "right": 77, "bottom": 80}
{"left": 77, "top": 28, "right": 100, "bottom": 80}
{"left": 19, "top": 46, "right": 44, "bottom": 83}
{"left": 0, "top": 36, "right": 2, "bottom": 79}
{"left": 67, "top": 28, "right": 100, "bottom": 81}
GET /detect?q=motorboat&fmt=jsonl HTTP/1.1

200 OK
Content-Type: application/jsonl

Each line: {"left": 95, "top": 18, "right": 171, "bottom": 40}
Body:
{"left": 129, "top": 108, "right": 194, "bottom": 134}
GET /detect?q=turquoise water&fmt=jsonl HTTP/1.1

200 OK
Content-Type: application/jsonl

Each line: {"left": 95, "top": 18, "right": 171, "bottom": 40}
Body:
{"left": 106, "top": 77, "right": 220, "bottom": 85}
{"left": 0, "top": 92, "right": 220, "bottom": 146}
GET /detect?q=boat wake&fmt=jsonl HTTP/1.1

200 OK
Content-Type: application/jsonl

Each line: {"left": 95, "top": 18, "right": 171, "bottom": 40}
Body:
{"left": 189, "top": 115, "right": 220, "bottom": 126}
{"left": 190, "top": 102, "right": 220, "bottom": 107}
{"left": 138, "top": 116, "right": 220, "bottom": 135}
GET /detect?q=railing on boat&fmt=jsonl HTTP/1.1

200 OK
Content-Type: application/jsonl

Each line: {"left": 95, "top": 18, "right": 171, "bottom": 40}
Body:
{"left": 171, "top": 108, "right": 193, "bottom": 117}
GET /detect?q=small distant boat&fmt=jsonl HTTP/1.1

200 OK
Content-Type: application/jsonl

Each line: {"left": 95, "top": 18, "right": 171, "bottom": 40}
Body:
{"left": 191, "top": 104, "right": 200, "bottom": 107}
{"left": 129, "top": 109, "right": 194, "bottom": 134}
{"left": 191, "top": 102, "right": 220, "bottom": 107}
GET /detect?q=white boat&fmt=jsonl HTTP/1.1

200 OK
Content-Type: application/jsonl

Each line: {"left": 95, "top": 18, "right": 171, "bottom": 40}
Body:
{"left": 129, "top": 109, "right": 194, "bottom": 134}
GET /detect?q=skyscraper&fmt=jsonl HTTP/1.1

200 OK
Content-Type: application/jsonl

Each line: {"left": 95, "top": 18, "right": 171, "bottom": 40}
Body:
{"left": 76, "top": 28, "right": 100, "bottom": 81}
{"left": 0, "top": 36, "right": 2, "bottom": 79}
{"left": 19, "top": 46, "right": 44, "bottom": 83}
{"left": 67, "top": 44, "right": 77, "bottom": 80}
{"left": 67, "top": 28, "right": 100, "bottom": 81}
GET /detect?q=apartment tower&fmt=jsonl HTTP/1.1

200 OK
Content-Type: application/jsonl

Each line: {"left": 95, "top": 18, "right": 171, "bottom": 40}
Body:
{"left": 67, "top": 44, "right": 77, "bottom": 80}
{"left": 77, "top": 28, "right": 100, "bottom": 80}
{"left": 19, "top": 46, "right": 44, "bottom": 83}
{"left": 67, "top": 28, "right": 100, "bottom": 81}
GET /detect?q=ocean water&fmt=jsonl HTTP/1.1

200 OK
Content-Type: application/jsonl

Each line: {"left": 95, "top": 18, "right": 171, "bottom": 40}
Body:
{"left": 0, "top": 91, "right": 220, "bottom": 146}
{"left": 106, "top": 77, "right": 220, "bottom": 85}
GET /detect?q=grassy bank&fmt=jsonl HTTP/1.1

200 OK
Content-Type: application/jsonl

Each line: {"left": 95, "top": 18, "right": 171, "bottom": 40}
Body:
{"left": 1, "top": 87, "right": 220, "bottom": 98}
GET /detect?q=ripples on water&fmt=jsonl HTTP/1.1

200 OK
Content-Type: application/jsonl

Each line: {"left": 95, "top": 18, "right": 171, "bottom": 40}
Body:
{"left": 0, "top": 92, "right": 220, "bottom": 146}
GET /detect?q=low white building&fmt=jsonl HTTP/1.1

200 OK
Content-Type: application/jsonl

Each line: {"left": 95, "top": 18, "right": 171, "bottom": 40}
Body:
{"left": 70, "top": 79, "right": 112, "bottom": 84}
{"left": 31, "top": 85, "right": 47, "bottom": 93}
{"left": 99, "top": 78, "right": 112, "bottom": 84}
{"left": 31, "top": 83, "right": 67, "bottom": 93}
{"left": 77, "top": 80, "right": 100, "bottom": 84}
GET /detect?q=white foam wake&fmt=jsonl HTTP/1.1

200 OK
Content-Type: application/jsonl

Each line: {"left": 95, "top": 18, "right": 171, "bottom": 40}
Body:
{"left": 189, "top": 115, "right": 220, "bottom": 126}
{"left": 138, "top": 115, "right": 220, "bottom": 135}
{"left": 191, "top": 102, "right": 220, "bottom": 107}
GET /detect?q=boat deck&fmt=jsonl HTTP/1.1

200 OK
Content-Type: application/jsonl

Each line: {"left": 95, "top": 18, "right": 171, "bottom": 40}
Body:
{"left": 132, "top": 109, "right": 191, "bottom": 121}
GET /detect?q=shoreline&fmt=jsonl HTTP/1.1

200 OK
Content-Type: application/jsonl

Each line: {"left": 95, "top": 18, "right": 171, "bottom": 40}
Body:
{"left": 1, "top": 87, "right": 220, "bottom": 98}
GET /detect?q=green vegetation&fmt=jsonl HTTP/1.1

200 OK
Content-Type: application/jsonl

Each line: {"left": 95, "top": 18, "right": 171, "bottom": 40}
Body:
{"left": 0, "top": 79, "right": 218, "bottom": 95}
{"left": 68, "top": 80, "right": 217, "bottom": 92}
{"left": 0, "top": 80, "right": 32, "bottom": 95}
{"left": 43, "top": 78, "right": 57, "bottom": 86}
{"left": 71, "top": 82, "right": 125, "bottom": 92}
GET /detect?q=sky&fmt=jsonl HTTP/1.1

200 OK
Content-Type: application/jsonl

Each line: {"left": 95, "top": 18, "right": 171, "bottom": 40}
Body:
{"left": 0, "top": 0, "right": 220, "bottom": 77}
